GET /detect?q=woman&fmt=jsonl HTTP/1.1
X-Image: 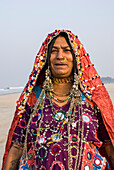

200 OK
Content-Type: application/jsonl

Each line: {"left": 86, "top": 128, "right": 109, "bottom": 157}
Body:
{"left": 2, "top": 30, "right": 114, "bottom": 169}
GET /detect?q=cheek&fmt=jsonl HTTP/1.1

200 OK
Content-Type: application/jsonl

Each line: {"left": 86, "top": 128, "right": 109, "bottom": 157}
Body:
{"left": 68, "top": 58, "right": 73, "bottom": 73}
{"left": 50, "top": 57, "right": 55, "bottom": 72}
{"left": 50, "top": 55, "right": 55, "bottom": 65}
{"left": 69, "top": 56, "right": 73, "bottom": 63}
{"left": 67, "top": 54, "right": 73, "bottom": 62}
{"left": 68, "top": 56, "right": 73, "bottom": 66}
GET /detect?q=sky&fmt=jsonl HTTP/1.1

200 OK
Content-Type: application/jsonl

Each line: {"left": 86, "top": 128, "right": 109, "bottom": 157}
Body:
{"left": 0, "top": 0, "right": 114, "bottom": 88}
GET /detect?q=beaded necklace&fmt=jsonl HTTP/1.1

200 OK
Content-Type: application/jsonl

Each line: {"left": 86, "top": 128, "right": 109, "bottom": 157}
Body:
{"left": 49, "top": 92, "right": 71, "bottom": 103}
{"left": 48, "top": 94, "right": 86, "bottom": 170}
{"left": 49, "top": 92, "right": 81, "bottom": 170}
{"left": 22, "top": 89, "right": 46, "bottom": 156}
{"left": 53, "top": 76, "right": 73, "bottom": 84}
{"left": 22, "top": 88, "right": 98, "bottom": 169}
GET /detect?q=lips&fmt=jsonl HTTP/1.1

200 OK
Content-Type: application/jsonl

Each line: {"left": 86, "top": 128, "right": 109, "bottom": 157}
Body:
{"left": 55, "top": 63, "right": 67, "bottom": 66}
{"left": 54, "top": 64, "right": 67, "bottom": 68}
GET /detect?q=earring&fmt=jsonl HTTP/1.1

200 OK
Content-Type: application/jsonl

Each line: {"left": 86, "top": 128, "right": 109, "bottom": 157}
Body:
{"left": 71, "top": 73, "right": 81, "bottom": 98}
{"left": 43, "top": 67, "right": 53, "bottom": 92}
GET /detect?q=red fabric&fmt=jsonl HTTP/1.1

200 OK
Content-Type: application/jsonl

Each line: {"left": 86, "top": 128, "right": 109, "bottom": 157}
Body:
{"left": 92, "top": 86, "right": 114, "bottom": 146}
{"left": 28, "top": 91, "right": 37, "bottom": 108}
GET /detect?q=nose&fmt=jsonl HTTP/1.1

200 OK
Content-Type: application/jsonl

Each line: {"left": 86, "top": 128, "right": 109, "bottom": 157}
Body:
{"left": 57, "top": 49, "right": 64, "bottom": 60}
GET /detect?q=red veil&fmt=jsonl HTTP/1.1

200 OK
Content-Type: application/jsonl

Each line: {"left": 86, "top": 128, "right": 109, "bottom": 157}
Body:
{"left": 2, "top": 29, "right": 114, "bottom": 169}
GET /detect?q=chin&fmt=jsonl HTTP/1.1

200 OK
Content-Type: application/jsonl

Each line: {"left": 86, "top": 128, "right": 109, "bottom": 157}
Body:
{"left": 51, "top": 70, "right": 72, "bottom": 78}
{"left": 52, "top": 73, "right": 72, "bottom": 78}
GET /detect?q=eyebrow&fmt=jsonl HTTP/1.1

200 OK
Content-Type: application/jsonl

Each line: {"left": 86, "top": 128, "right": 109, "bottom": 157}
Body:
{"left": 52, "top": 45, "right": 70, "bottom": 49}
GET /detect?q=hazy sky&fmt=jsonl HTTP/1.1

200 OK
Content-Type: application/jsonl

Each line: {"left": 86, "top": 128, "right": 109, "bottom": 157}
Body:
{"left": 0, "top": 0, "right": 114, "bottom": 88}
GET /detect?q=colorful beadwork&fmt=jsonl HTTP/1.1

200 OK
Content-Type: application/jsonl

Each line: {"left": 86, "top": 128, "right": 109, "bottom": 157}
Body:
{"left": 54, "top": 110, "right": 66, "bottom": 121}
{"left": 38, "top": 136, "right": 46, "bottom": 144}
{"left": 51, "top": 144, "right": 61, "bottom": 155}
{"left": 3, "top": 29, "right": 113, "bottom": 170}
{"left": 19, "top": 155, "right": 29, "bottom": 170}
{"left": 31, "top": 114, "right": 41, "bottom": 123}
{"left": 12, "top": 96, "right": 111, "bottom": 169}
{"left": 52, "top": 133, "right": 62, "bottom": 142}
{"left": 70, "top": 134, "right": 78, "bottom": 143}
{"left": 38, "top": 146, "right": 47, "bottom": 160}
{"left": 70, "top": 145, "right": 77, "bottom": 158}
{"left": 81, "top": 114, "right": 91, "bottom": 123}
{"left": 50, "top": 161, "right": 65, "bottom": 170}
{"left": 15, "top": 29, "right": 105, "bottom": 116}
{"left": 39, "top": 165, "right": 46, "bottom": 170}
{"left": 19, "top": 120, "right": 26, "bottom": 128}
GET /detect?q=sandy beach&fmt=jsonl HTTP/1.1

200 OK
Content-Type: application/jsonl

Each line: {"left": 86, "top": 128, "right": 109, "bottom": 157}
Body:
{"left": 0, "top": 83, "right": 114, "bottom": 168}
{"left": 0, "top": 93, "right": 20, "bottom": 168}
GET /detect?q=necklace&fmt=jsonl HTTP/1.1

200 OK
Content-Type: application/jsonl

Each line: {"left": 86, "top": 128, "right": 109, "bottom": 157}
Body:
{"left": 23, "top": 88, "right": 46, "bottom": 156}
{"left": 49, "top": 92, "right": 71, "bottom": 103}
{"left": 49, "top": 91, "right": 76, "bottom": 170}
{"left": 53, "top": 76, "right": 73, "bottom": 84}
{"left": 23, "top": 87, "right": 98, "bottom": 169}
{"left": 49, "top": 92, "right": 74, "bottom": 125}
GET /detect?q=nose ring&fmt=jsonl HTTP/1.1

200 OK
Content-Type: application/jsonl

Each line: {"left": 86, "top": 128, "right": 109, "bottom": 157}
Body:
{"left": 60, "top": 57, "right": 66, "bottom": 63}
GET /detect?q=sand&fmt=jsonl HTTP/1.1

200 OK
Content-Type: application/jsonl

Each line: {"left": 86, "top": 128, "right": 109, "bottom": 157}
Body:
{"left": 0, "top": 93, "right": 20, "bottom": 168}
{"left": 0, "top": 83, "right": 114, "bottom": 168}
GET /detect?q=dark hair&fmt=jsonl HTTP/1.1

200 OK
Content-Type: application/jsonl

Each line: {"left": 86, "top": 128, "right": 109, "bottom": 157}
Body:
{"left": 47, "top": 32, "right": 78, "bottom": 74}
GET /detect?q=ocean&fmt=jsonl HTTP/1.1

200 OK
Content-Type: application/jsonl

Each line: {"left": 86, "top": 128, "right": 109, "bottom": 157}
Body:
{"left": 0, "top": 86, "right": 24, "bottom": 95}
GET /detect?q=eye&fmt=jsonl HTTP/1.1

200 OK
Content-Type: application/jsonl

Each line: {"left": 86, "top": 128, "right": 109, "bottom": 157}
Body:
{"left": 63, "top": 49, "right": 71, "bottom": 53}
{"left": 65, "top": 49, "right": 71, "bottom": 51}
{"left": 51, "top": 49, "right": 58, "bottom": 54}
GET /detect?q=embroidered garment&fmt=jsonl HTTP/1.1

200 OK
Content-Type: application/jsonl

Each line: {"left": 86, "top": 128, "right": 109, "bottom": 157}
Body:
{"left": 12, "top": 86, "right": 111, "bottom": 169}
{"left": 2, "top": 29, "right": 114, "bottom": 169}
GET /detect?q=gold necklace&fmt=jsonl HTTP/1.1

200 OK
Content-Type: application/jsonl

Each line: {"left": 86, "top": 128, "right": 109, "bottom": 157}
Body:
{"left": 49, "top": 92, "right": 71, "bottom": 103}
{"left": 53, "top": 76, "right": 73, "bottom": 84}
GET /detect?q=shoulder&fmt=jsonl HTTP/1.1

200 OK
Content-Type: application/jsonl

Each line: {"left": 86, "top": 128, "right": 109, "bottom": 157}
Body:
{"left": 28, "top": 86, "right": 42, "bottom": 108}
{"left": 33, "top": 86, "right": 42, "bottom": 99}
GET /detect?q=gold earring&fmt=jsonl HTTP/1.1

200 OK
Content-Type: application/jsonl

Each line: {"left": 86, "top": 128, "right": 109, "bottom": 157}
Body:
{"left": 71, "top": 73, "right": 81, "bottom": 98}
{"left": 43, "top": 67, "right": 53, "bottom": 92}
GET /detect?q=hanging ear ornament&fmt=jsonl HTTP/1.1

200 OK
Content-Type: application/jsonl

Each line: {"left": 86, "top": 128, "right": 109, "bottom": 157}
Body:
{"left": 43, "top": 67, "right": 53, "bottom": 92}
{"left": 71, "top": 73, "right": 81, "bottom": 98}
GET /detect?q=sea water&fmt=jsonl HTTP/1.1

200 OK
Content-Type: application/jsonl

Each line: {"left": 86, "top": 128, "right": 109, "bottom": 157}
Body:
{"left": 0, "top": 86, "right": 24, "bottom": 95}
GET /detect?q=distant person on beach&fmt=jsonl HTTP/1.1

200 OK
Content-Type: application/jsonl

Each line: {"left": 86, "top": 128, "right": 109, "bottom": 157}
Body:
{"left": 2, "top": 30, "right": 114, "bottom": 169}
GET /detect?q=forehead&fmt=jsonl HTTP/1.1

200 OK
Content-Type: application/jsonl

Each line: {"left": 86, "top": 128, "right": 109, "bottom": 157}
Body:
{"left": 53, "top": 36, "right": 69, "bottom": 47}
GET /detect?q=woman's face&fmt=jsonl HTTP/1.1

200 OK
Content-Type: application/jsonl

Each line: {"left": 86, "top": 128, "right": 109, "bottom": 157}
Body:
{"left": 50, "top": 36, "right": 73, "bottom": 78}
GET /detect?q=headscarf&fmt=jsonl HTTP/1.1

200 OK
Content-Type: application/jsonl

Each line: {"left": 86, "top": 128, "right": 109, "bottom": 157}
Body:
{"left": 2, "top": 29, "right": 114, "bottom": 169}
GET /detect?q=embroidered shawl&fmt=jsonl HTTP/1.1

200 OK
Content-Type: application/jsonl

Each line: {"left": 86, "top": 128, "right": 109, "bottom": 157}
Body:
{"left": 2, "top": 29, "right": 114, "bottom": 169}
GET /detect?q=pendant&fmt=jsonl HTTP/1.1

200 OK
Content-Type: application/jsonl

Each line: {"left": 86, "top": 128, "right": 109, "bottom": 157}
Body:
{"left": 31, "top": 113, "right": 41, "bottom": 123}
{"left": 72, "top": 122, "right": 76, "bottom": 128}
{"left": 81, "top": 114, "right": 91, "bottom": 123}
{"left": 38, "top": 136, "right": 46, "bottom": 144}
{"left": 38, "top": 146, "right": 47, "bottom": 160}
{"left": 50, "top": 161, "right": 65, "bottom": 170}
{"left": 70, "top": 145, "right": 77, "bottom": 158}
{"left": 70, "top": 134, "right": 78, "bottom": 143}
{"left": 52, "top": 133, "right": 62, "bottom": 142}
{"left": 50, "top": 144, "right": 61, "bottom": 156}
{"left": 54, "top": 110, "right": 66, "bottom": 121}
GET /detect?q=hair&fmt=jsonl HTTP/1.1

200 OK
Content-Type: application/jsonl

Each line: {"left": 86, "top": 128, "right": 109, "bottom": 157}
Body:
{"left": 47, "top": 32, "right": 78, "bottom": 75}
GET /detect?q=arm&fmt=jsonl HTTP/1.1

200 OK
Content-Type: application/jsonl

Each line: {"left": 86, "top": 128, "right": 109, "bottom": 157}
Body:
{"left": 105, "top": 143, "right": 114, "bottom": 169}
{"left": 3, "top": 144, "right": 23, "bottom": 170}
